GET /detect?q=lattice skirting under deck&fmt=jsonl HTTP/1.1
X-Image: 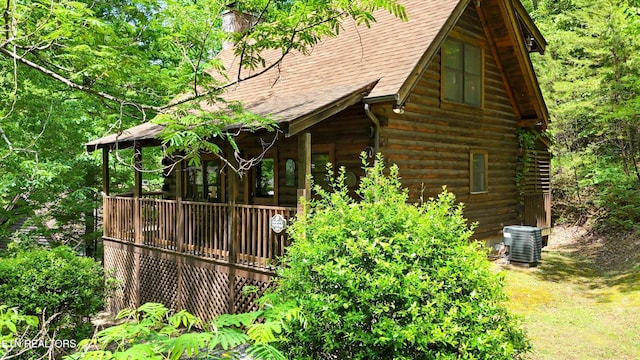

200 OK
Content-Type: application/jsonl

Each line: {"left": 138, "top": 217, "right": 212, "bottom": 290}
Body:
{"left": 103, "top": 239, "right": 275, "bottom": 323}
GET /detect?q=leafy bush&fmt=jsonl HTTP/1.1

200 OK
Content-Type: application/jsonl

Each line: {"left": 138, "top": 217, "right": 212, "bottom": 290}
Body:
{"left": 0, "top": 246, "right": 104, "bottom": 340}
{"left": 270, "top": 156, "right": 529, "bottom": 359}
{"left": 0, "top": 305, "right": 40, "bottom": 358}
{"left": 67, "top": 302, "right": 296, "bottom": 360}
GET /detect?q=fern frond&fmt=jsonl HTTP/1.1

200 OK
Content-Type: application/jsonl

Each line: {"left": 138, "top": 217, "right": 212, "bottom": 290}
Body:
{"left": 115, "top": 308, "right": 136, "bottom": 321}
{"left": 74, "top": 350, "right": 113, "bottom": 360}
{"left": 208, "top": 327, "right": 249, "bottom": 350}
{"left": 213, "top": 311, "right": 262, "bottom": 328}
{"left": 168, "top": 332, "right": 213, "bottom": 360}
{"left": 115, "top": 343, "right": 158, "bottom": 360}
{"left": 168, "top": 309, "right": 200, "bottom": 330}
{"left": 246, "top": 321, "right": 282, "bottom": 344}
{"left": 246, "top": 343, "right": 286, "bottom": 360}
{"left": 136, "top": 303, "right": 169, "bottom": 325}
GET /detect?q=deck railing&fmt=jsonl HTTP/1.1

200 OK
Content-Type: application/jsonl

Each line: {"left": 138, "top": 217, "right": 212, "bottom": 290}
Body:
{"left": 235, "top": 205, "right": 295, "bottom": 269}
{"left": 103, "top": 196, "right": 297, "bottom": 270}
{"left": 103, "top": 197, "right": 135, "bottom": 243}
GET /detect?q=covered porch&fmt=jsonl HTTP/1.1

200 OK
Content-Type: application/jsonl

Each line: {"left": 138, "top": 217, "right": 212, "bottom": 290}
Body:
{"left": 86, "top": 122, "right": 323, "bottom": 319}
{"left": 85, "top": 82, "right": 378, "bottom": 319}
{"left": 87, "top": 121, "right": 317, "bottom": 264}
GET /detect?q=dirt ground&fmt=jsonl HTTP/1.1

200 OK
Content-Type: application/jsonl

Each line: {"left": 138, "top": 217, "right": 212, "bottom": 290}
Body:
{"left": 548, "top": 224, "right": 640, "bottom": 272}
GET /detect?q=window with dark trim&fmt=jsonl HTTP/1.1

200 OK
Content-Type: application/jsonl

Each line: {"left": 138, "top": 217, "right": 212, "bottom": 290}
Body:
{"left": 255, "top": 158, "right": 275, "bottom": 198}
{"left": 185, "top": 160, "right": 222, "bottom": 201}
{"left": 309, "top": 144, "right": 335, "bottom": 193}
{"left": 442, "top": 39, "right": 483, "bottom": 107}
{"left": 470, "top": 150, "right": 488, "bottom": 193}
{"left": 285, "top": 159, "right": 296, "bottom": 187}
{"left": 311, "top": 153, "right": 331, "bottom": 190}
{"left": 204, "top": 161, "right": 222, "bottom": 201}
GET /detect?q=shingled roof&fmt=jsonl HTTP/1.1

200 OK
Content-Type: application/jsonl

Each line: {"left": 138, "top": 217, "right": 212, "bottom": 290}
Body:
{"left": 87, "top": 0, "right": 546, "bottom": 152}
{"left": 216, "top": 0, "right": 462, "bottom": 115}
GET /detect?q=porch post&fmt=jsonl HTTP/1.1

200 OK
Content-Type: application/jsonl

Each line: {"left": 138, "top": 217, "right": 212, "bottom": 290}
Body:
{"left": 175, "top": 159, "right": 185, "bottom": 252}
{"left": 133, "top": 143, "right": 143, "bottom": 244}
{"left": 297, "top": 131, "right": 311, "bottom": 214}
{"left": 133, "top": 143, "right": 143, "bottom": 307}
{"left": 102, "top": 148, "right": 110, "bottom": 196}
{"left": 227, "top": 169, "right": 238, "bottom": 314}
{"left": 102, "top": 148, "right": 110, "bottom": 239}
{"left": 175, "top": 159, "right": 185, "bottom": 310}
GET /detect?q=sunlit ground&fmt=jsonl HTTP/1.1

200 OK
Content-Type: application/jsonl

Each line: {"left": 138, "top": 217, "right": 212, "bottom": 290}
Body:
{"left": 500, "top": 227, "right": 640, "bottom": 360}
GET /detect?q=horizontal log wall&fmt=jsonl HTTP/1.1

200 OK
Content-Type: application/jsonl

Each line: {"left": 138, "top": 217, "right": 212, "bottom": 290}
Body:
{"left": 308, "top": 105, "right": 373, "bottom": 179}
{"left": 231, "top": 105, "right": 373, "bottom": 206}
{"left": 378, "top": 4, "right": 521, "bottom": 241}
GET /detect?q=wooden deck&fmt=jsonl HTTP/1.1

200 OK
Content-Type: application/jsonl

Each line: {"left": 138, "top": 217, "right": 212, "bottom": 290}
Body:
{"left": 102, "top": 195, "right": 297, "bottom": 320}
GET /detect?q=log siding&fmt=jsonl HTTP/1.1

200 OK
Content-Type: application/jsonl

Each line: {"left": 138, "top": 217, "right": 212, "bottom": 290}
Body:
{"left": 379, "top": 4, "right": 520, "bottom": 241}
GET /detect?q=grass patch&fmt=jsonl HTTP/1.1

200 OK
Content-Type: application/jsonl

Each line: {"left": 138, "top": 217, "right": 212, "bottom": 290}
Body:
{"left": 501, "top": 243, "right": 640, "bottom": 360}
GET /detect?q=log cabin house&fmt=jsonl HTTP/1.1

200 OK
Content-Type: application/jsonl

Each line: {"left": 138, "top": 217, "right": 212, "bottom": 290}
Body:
{"left": 87, "top": 0, "right": 551, "bottom": 320}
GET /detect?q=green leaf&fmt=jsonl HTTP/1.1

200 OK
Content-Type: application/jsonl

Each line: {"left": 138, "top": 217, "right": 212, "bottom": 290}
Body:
{"left": 169, "top": 332, "right": 212, "bottom": 360}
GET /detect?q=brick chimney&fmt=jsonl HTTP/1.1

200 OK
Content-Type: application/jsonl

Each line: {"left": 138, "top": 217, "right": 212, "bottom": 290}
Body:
{"left": 221, "top": 4, "right": 257, "bottom": 50}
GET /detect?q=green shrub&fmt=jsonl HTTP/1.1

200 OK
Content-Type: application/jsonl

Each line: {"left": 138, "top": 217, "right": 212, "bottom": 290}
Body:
{"left": 67, "top": 302, "right": 295, "bottom": 360}
{"left": 0, "top": 246, "right": 104, "bottom": 340}
{"left": 270, "top": 156, "right": 530, "bottom": 359}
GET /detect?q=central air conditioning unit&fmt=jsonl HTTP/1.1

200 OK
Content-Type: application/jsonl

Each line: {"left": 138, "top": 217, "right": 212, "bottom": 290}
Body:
{"left": 503, "top": 225, "right": 542, "bottom": 265}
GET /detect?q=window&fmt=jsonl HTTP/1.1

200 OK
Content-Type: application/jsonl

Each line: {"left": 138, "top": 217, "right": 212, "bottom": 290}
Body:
{"left": 204, "top": 161, "right": 221, "bottom": 201}
{"left": 311, "top": 152, "right": 331, "bottom": 191}
{"left": 442, "top": 39, "right": 483, "bottom": 107}
{"left": 185, "top": 165, "right": 203, "bottom": 200}
{"left": 255, "top": 158, "right": 275, "bottom": 198}
{"left": 185, "top": 160, "right": 222, "bottom": 201}
{"left": 470, "top": 150, "right": 488, "bottom": 193}
{"left": 285, "top": 159, "right": 296, "bottom": 186}
{"left": 309, "top": 144, "right": 335, "bottom": 193}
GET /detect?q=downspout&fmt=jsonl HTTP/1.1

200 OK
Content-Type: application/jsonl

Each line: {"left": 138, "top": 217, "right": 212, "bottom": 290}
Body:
{"left": 364, "top": 103, "right": 380, "bottom": 155}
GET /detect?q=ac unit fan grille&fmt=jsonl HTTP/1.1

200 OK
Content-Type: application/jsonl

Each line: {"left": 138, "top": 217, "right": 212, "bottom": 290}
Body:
{"left": 503, "top": 225, "right": 542, "bottom": 265}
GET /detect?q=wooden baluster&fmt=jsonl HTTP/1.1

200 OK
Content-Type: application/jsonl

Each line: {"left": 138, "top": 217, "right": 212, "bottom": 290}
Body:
{"left": 175, "top": 160, "right": 185, "bottom": 311}
{"left": 228, "top": 171, "right": 238, "bottom": 314}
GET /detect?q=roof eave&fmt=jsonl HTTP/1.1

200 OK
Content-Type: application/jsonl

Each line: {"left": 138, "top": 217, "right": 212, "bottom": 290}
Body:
{"left": 86, "top": 138, "right": 163, "bottom": 153}
{"left": 501, "top": 0, "right": 549, "bottom": 127}
{"left": 513, "top": 0, "right": 547, "bottom": 54}
{"left": 85, "top": 122, "right": 167, "bottom": 153}
{"left": 363, "top": 94, "right": 398, "bottom": 104}
{"left": 286, "top": 80, "right": 379, "bottom": 137}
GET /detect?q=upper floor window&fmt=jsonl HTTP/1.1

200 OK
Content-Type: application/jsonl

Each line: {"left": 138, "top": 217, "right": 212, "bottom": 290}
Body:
{"left": 442, "top": 39, "right": 483, "bottom": 107}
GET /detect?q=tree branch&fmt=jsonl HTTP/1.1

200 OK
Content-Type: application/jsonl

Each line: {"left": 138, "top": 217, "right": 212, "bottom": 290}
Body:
{"left": 0, "top": 4, "right": 378, "bottom": 118}
{"left": 0, "top": 46, "right": 162, "bottom": 112}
